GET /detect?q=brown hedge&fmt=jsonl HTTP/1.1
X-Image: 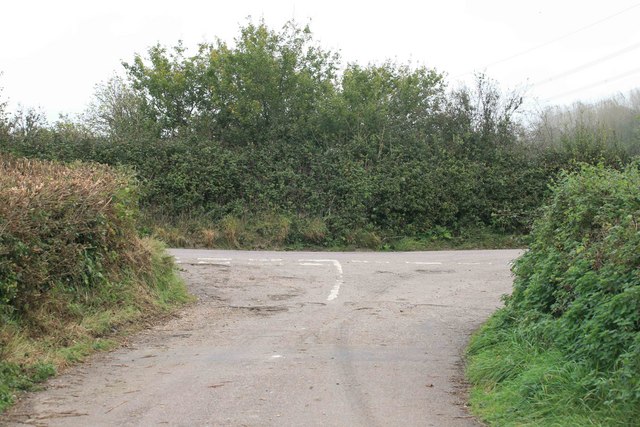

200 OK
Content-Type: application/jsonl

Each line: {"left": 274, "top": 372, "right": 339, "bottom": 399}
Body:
{"left": 0, "top": 154, "right": 146, "bottom": 315}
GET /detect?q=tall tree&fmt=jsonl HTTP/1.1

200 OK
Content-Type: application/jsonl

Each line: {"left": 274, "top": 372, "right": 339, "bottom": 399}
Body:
{"left": 122, "top": 20, "right": 339, "bottom": 144}
{"left": 85, "top": 76, "right": 154, "bottom": 142}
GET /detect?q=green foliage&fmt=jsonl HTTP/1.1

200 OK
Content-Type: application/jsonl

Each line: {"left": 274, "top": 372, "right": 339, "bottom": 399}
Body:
{"left": 76, "top": 22, "right": 542, "bottom": 243}
{"left": 467, "top": 315, "right": 627, "bottom": 426}
{"left": 122, "top": 20, "right": 338, "bottom": 143}
{"left": 294, "top": 217, "right": 328, "bottom": 244}
{"left": 0, "top": 154, "right": 140, "bottom": 315}
{"left": 467, "top": 163, "right": 640, "bottom": 425}
{"left": 510, "top": 164, "right": 640, "bottom": 395}
{"left": 85, "top": 76, "right": 154, "bottom": 142}
{"left": 1, "top": 21, "right": 635, "bottom": 249}
{"left": 0, "top": 362, "right": 55, "bottom": 412}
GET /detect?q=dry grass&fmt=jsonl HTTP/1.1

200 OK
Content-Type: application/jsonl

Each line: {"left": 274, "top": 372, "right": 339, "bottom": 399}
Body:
{"left": 200, "top": 228, "right": 219, "bottom": 247}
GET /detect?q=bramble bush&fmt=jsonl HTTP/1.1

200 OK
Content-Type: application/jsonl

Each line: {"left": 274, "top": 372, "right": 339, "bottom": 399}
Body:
{"left": 509, "top": 163, "right": 640, "bottom": 402}
{"left": 467, "top": 163, "right": 640, "bottom": 425}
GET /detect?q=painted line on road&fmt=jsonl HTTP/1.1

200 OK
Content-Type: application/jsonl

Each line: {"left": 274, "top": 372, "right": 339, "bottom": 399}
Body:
{"left": 197, "top": 257, "right": 231, "bottom": 265}
{"left": 406, "top": 261, "right": 443, "bottom": 265}
{"left": 327, "top": 260, "right": 344, "bottom": 301}
{"left": 299, "top": 262, "right": 324, "bottom": 266}
{"left": 248, "top": 258, "right": 283, "bottom": 262}
{"left": 298, "top": 259, "right": 344, "bottom": 301}
{"left": 197, "top": 261, "right": 231, "bottom": 265}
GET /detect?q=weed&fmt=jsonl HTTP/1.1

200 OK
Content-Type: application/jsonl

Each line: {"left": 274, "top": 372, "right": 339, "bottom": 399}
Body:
{"left": 296, "top": 217, "right": 328, "bottom": 244}
{"left": 221, "top": 215, "right": 243, "bottom": 248}
{"left": 346, "top": 230, "right": 382, "bottom": 250}
{"left": 200, "top": 228, "right": 219, "bottom": 247}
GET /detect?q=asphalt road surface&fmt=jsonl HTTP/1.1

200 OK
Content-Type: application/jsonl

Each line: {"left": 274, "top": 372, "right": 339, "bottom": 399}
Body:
{"left": 4, "top": 249, "right": 522, "bottom": 427}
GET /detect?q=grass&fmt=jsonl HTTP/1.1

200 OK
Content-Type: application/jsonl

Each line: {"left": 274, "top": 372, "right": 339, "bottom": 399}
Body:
{"left": 141, "top": 210, "right": 527, "bottom": 251}
{"left": 385, "top": 228, "right": 526, "bottom": 251}
{"left": 0, "top": 238, "right": 191, "bottom": 413}
{"left": 466, "top": 312, "right": 637, "bottom": 426}
{"left": 0, "top": 362, "right": 56, "bottom": 410}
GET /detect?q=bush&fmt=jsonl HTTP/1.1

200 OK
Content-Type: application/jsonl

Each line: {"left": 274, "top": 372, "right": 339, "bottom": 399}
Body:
{"left": 467, "top": 162, "right": 640, "bottom": 425}
{"left": 0, "top": 154, "right": 189, "bottom": 411}
{"left": 510, "top": 163, "right": 640, "bottom": 398}
{"left": 0, "top": 154, "right": 142, "bottom": 316}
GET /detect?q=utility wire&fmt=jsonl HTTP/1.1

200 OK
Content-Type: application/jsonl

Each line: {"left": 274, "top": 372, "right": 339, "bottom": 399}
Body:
{"left": 544, "top": 66, "right": 640, "bottom": 101}
{"left": 454, "top": 2, "right": 640, "bottom": 78}
{"left": 532, "top": 41, "right": 640, "bottom": 87}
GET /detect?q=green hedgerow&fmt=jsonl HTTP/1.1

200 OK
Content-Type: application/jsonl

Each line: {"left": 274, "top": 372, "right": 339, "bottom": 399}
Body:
{"left": 468, "top": 162, "right": 640, "bottom": 425}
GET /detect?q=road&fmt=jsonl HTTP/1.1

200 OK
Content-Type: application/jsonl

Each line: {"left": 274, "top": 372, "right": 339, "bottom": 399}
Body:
{"left": 4, "top": 249, "right": 521, "bottom": 426}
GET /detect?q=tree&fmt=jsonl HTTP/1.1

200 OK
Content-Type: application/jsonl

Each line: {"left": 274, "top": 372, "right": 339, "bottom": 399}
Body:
{"left": 331, "top": 63, "right": 444, "bottom": 161}
{"left": 120, "top": 20, "right": 339, "bottom": 144}
{"left": 122, "top": 42, "right": 202, "bottom": 138}
{"left": 527, "top": 89, "right": 640, "bottom": 160}
{"left": 440, "top": 74, "right": 524, "bottom": 159}
{"left": 85, "top": 76, "right": 154, "bottom": 141}
{"left": 0, "top": 77, "right": 9, "bottom": 140}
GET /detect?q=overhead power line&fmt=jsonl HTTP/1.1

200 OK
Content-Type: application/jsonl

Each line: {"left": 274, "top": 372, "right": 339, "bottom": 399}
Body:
{"left": 544, "top": 66, "right": 640, "bottom": 101}
{"left": 532, "top": 41, "right": 640, "bottom": 87}
{"left": 455, "top": 2, "right": 640, "bottom": 78}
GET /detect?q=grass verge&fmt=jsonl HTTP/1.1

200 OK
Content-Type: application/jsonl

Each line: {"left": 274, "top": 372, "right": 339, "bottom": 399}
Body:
{"left": 466, "top": 311, "right": 638, "bottom": 426}
{"left": 0, "top": 238, "right": 191, "bottom": 412}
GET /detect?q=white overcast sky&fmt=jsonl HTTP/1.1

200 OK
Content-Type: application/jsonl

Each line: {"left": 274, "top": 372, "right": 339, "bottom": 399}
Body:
{"left": 1, "top": 0, "right": 639, "bottom": 120}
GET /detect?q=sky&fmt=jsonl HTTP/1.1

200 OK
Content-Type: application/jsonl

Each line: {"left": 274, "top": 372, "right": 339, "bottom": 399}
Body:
{"left": 1, "top": 0, "right": 639, "bottom": 121}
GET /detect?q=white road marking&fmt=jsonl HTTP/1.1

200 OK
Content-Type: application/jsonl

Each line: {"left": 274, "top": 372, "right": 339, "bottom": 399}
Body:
{"left": 298, "top": 259, "right": 335, "bottom": 263}
{"left": 195, "top": 257, "right": 232, "bottom": 265}
{"left": 197, "top": 260, "right": 231, "bottom": 265}
{"left": 457, "top": 262, "right": 493, "bottom": 265}
{"left": 248, "top": 258, "right": 283, "bottom": 262}
{"left": 271, "top": 355, "right": 283, "bottom": 359}
{"left": 350, "top": 260, "right": 369, "bottom": 263}
{"left": 406, "top": 261, "right": 443, "bottom": 265}
{"left": 327, "top": 260, "right": 343, "bottom": 301}
{"left": 299, "top": 259, "right": 344, "bottom": 301}
{"left": 299, "top": 262, "right": 323, "bottom": 266}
